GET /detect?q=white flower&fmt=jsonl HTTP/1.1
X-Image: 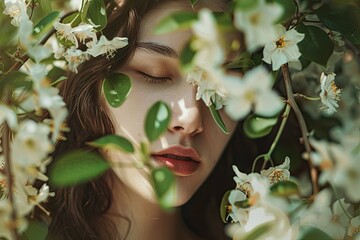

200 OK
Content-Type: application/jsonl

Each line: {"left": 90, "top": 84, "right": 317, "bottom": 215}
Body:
{"left": 227, "top": 189, "right": 247, "bottom": 223}
{"left": 11, "top": 120, "right": 53, "bottom": 167}
{"left": 234, "top": 0, "right": 283, "bottom": 51}
{"left": 319, "top": 72, "right": 341, "bottom": 114}
{"left": 54, "top": 22, "right": 78, "bottom": 46}
{"left": 263, "top": 25, "right": 304, "bottom": 70}
{"left": 0, "top": 199, "right": 12, "bottom": 240}
{"left": 18, "top": 15, "right": 34, "bottom": 49}
{"left": 0, "top": 104, "right": 18, "bottom": 129}
{"left": 225, "top": 66, "right": 284, "bottom": 120}
{"left": 348, "top": 215, "right": 360, "bottom": 237}
{"left": 261, "top": 157, "right": 290, "bottom": 185}
{"left": 86, "top": 35, "right": 128, "bottom": 58}
{"left": 191, "top": 8, "right": 225, "bottom": 67}
{"left": 3, "top": 0, "right": 28, "bottom": 27}
{"left": 232, "top": 165, "right": 262, "bottom": 198}
{"left": 72, "top": 24, "right": 97, "bottom": 44}
{"left": 64, "top": 47, "right": 89, "bottom": 73}
{"left": 186, "top": 66, "right": 229, "bottom": 110}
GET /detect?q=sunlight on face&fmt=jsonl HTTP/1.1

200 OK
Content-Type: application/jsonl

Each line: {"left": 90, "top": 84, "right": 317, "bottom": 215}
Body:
{"left": 104, "top": 0, "right": 237, "bottom": 206}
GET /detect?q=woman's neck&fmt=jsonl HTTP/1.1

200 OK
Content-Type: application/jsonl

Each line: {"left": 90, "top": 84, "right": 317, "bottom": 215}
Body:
{"left": 103, "top": 175, "right": 201, "bottom": 240}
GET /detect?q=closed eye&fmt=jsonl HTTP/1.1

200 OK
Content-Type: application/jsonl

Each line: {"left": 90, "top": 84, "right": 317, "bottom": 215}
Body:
{"left": 136, "top": 71, "right": 172, "bottom": 84}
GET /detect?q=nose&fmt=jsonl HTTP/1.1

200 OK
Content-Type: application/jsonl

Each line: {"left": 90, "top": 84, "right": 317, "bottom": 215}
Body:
{"left": 168, "top": 85, "right": 204, "bottom": 137}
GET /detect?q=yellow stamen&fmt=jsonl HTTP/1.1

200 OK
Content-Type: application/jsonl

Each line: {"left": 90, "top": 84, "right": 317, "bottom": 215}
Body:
{"left": 276, "top": 36, "right": 286, "bottom": 48}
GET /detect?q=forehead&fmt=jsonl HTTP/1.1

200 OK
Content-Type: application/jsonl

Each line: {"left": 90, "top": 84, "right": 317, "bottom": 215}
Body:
{"left": 138, "top": 0, "right": 225, "bottom": 52}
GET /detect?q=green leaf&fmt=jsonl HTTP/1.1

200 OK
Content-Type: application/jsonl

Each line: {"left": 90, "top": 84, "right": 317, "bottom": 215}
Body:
{"left": 270, "top": 180, "right": 299, "bottom": 197}
{"left": 88, "top": 134, "right": 134, "bottom": 153}
{"left": 242, "top": 223, "right": 272, "bottom": 240}
{"left": 297, "top": 24, "right": 334, "bottom": 67}
{"left": 299, "top": 226, "right": 334, "bottom": 240}
{"left": 40, "top": 0, "right": 52, "bottom": 14}
{"left": 103, "top": 73, "right": 131, "bottom": 108}
{"left": 235, "top": 0, "right": 260, "bottom": 10}
{"left": 151, "top": 167, "right": 175, "bottom": 209}
{"left": 144, "top": 101, "right": 171, "bottom": 142}
{"left": 220, "top": 190, "right": 231, "bottom": 223}
{"left": 180, "top": 39, "right": 197, "bottom": 72}
{"left": 62, "top": 11, "right": 82, "bottom": 27}
{"left": 81, "top": 0, "right": 107, "bottom": 31}
{"left": 0, "top": 71, "right": 31, "bottom": 96}
{"left": 316, "top": 2, "right": 360, "bottom": 44}
{"left": 209, "top": 104, "right": 229, "bottom": 134}
{"left": 243, "top": 114, "right": 278, "bottom": 139}
{"left": 49, "top": 151, "right": 110, "bottom": 187}
{"left": 155, "top": 11, "right": 197, "bottom": 34}
{"left": 272, "top": 0, "right": 297, "bottom": 23}
{"left": 20, "top": 220, "right": 48, "bottom": 240}
{"left": 32, "top": 11, "right": 60, "bottom": 37}
{"left": 225, "top": 52, "right": 255, "bottom": 71}
{"left": 190, "top": 0, "right": 199, "bottom": 7}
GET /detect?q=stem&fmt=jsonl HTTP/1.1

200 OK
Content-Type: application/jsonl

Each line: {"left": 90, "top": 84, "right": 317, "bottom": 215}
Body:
{"left": 331, "top": 184, "right": 352, "bottom": 220}
{"left": 294, "top": 93, "right": 321, "bottom": 101}
{"left": 281, "top": 64, "right": 319, "bottom": 195}
{"left": 2, "top": 115, "right": 19, "bottom": 239}
{"left": 251, "top": 154, "right": 267, "bottom": 173}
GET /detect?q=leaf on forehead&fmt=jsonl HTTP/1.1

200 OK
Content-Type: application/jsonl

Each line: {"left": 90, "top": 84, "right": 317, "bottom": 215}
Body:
{"left": 49, "top": 151, "right": 110, "bottom": 187}
{"left": 209, "top": 104, "right": 229, "bottom": 134}
{"left": 144, "top": 101, "right": 171, "bottom": 142}
{"left": 88, "top": 134, "right": 135, "bottom": 153}
{"left": 180, "top": 39, "right": 197, "bottom": 73}
{"left": 154, "top": 11, "right": 198, "bottom": 35}
{"left": 151, "top": 167, "right": 176, "bottom": 210}
{"left": 81, "top": 0, "right": 107, "bottom": 31}
{"left": 103, "top": 72, "right": 131, "bottom": 108}
{"left": 243, "top": 114, "right": 278, "bottom": 139}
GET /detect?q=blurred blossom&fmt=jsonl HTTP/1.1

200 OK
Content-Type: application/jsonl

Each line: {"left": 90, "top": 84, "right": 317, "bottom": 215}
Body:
{"left": 319, "top": 72, "right": 342, "bottom": 114}
{"left": 234, "top": 0, "right": 283, "bottom": 51}
{"left": 0, "top": 199, "right": 12, "bottom": 240}
{"left": 348, "top": 215, "right": 360, "bottom": 237}
{"left": 224, "top": 66, "right": 283, "bottom": 120}
{"left": 3, "top": 0, "right": 28, "bottom": 27}
{"left": 11, "top": 120, "right": 53, "bottom": 167}
{"left": 227, "top": 189, "right": 247, "bottom": 223}
{"left": 86, "top": 35, "right": 128, "bottom": 58}
{"left": 191, "top": 8, "right": 224, "bottom": 67}
{"left": 299, "top": 193, "right": 351, "bottom": 240}
{"left": 0, "top": 104, "right": 18, "bottom": 129}
{"left": 186, "top": 66, "right": 229, "bottom": 110}
{"left": 64, "top": 47, "right": 89, "bottom": 73}
{"left": 263, "top": 26, "right": 304, "bottom": 70}
{"left": 260, "top": 157, "right": 290, "bottom": 185}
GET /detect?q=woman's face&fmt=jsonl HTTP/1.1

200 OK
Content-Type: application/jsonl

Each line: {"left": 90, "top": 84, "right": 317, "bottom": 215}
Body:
{"left": 105, "top": 0, "right": 237, "bottom": 206}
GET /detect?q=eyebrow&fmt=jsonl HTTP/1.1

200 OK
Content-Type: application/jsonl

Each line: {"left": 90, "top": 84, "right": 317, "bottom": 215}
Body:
{"left": 136, "top": 42, "right": 179, "bottom": 58}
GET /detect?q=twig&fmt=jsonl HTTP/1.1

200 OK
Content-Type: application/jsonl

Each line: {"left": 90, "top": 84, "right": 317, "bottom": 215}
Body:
{"left": 281, "top": 64, "right": 319, "bottom": 195}
{"left": 2, "top": 110, "right": 19, "bottom": 240}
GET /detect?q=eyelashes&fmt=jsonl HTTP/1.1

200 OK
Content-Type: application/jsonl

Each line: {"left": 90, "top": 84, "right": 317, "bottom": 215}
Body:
{"left": 135, "top": 71, "right": 172, "bottom": 84}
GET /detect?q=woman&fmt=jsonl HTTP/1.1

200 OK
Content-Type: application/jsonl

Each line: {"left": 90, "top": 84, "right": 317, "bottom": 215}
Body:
{"left": 46, "top": 0, "right": 259, "bottom": 239}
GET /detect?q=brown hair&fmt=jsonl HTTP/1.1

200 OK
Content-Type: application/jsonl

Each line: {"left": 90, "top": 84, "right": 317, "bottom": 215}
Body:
{"left": 45, "top": 0, "right": 260, "bottom": 239}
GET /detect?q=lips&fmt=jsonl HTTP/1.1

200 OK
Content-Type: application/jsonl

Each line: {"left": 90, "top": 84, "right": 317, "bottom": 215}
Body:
{"left": 151, "top": 146, "right": 201, "bottom": 176}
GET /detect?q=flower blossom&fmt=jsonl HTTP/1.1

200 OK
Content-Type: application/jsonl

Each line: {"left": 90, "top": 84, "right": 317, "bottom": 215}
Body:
{"left": 191, "top": 8, "right": 225, "bottom": 67}
{"left": 11, "top": 120, "right": 53, "bottom": 167}
{"left": 234, "top": 0, "right": 283, "bottom": 51}
{"left": 224, "top": 66, "right": 283, "bottom": 120}
{"left": 0, "top": 104, "right": 18, "bottom": 129}
{"left": 319, "top": 72, "right": 342, "bottom": 114}
{"left": 186, "top": 66, "right": 229, "bottom": 110}
{"left": 86, "top": 35, "right": 128, "bottom": 58}
{"left": 263, "top": 25, "right": 304, "bottom": 70}
{"left": 260, "top": 157, "right": 290, "bottom": 185}
{"left": 64, "top": 47, "right": 90, "bottom": 73}
{"left": 54, "top": 22, "right": 78, "bottom": 46}
{"left": 3, "top": 0, "right": 28, "bottom": 27}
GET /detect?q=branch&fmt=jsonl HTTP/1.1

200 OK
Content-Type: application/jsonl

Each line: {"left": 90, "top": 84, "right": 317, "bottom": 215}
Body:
{"left": 281, "top": 64, "right": 319, "bottom": 195}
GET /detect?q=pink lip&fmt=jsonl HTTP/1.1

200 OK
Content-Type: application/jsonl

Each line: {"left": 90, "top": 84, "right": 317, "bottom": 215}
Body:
{"left": 151, "top": 146, "right": 201, "bottom": 176}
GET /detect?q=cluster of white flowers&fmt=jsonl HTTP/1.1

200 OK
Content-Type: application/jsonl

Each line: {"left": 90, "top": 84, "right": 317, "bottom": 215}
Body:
{"left": 226, "top": 158, "right": 292, "bottom": 239}
{"left": 54, "top": 22, "right": 128, "bottom": 73}
{"left": 188, "top": 9, "right": 284, "bottom": 118}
